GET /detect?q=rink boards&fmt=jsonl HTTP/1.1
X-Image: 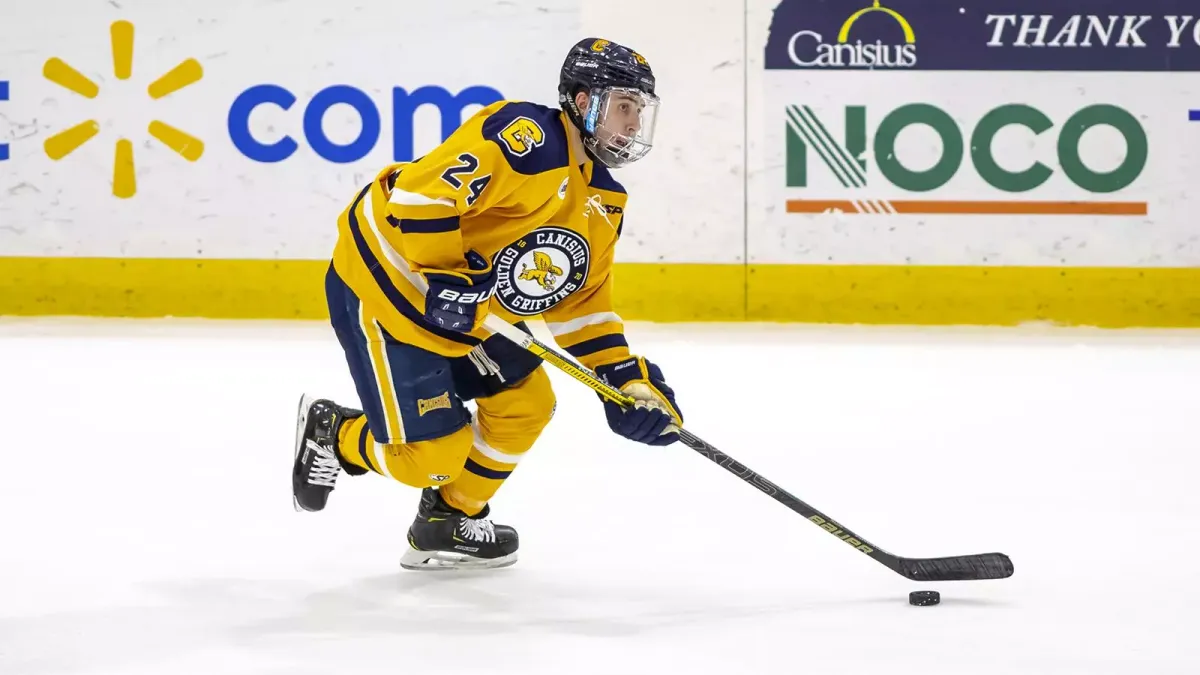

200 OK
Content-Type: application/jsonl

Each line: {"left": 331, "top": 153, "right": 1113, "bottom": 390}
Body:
{"left": 2, "top": 0, "right": 1199, "bottom": 326}
{"left": 4, "top": 257, "right": 1199, "bottom": 327}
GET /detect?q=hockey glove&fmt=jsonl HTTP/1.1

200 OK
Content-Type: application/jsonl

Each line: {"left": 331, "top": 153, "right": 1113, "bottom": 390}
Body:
{"left": 422, "top": 250, "right": 496, "bottom": 333}
{"left": 594, "top": 356, "right": 683, "bottom": 446}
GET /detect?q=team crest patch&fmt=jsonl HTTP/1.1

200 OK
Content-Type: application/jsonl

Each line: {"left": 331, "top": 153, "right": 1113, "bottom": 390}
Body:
{"left": 498, "top": 116, "right": 545, "bottom": 157}
{"left": 493, "top": 227, "right": 591, "bottom": 316}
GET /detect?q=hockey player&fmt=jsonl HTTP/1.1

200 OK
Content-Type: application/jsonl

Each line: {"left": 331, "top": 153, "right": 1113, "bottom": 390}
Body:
{"left": 292, "top": 38, "right": 684, "bottom": 571}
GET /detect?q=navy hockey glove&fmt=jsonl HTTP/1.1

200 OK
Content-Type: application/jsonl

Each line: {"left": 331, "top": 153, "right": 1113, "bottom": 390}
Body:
{"left": 595, "top": 356, "right": 683, "bottom": 446}
{"left": 422, "top": 250, "right": 495, "bottom": 333}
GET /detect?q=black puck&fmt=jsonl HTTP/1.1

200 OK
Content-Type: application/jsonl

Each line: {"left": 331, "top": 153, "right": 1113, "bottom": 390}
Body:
{"left": 909, "top": 590, "right": 940, "bottom": 606}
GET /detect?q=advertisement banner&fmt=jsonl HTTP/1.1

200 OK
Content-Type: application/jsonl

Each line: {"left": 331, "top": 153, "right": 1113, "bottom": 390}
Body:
{"left": 0, "top": 0, "right": 576, "bottom": 259}
{"left": 765, "top": 0, "right": 1200, "bottom": 71}
{"left": 753, "top": 0, "right": 1200, "bottom": 267}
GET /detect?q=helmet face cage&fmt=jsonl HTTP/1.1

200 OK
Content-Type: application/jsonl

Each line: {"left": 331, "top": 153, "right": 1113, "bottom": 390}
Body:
{"left": 581, "top": 86, "right": 659, "bottom": 168}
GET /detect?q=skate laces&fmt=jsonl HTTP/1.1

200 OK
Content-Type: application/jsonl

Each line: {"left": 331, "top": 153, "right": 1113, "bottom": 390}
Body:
{"left": 458, "top": 517, "right": 497, "bottom": 543}
{"left": 305, "top": 439, "right": 341, "bottom": 488}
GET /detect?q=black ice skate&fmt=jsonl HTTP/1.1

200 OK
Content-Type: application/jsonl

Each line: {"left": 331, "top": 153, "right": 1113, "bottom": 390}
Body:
{"left": 292, "top": 394, "right": 368, "bottom": 512}
{"left": 400, "top": 487, "right": 519, "bottom": 571}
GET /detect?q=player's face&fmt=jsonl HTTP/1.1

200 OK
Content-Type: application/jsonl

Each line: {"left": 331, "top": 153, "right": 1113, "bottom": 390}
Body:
{"left": 602, "top": 93, "right": 643, "bottom": 141}
{"left": 576, "top": 87, "right": 659, "bottom": 167}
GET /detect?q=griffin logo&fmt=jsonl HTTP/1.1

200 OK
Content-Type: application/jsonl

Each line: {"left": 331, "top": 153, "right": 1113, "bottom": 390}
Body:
{"left": 492, "top": 227, "right": 591, "bottom": 316}
{"left": 417, "top": 392, "right": 452, "bottom": 416}
{"left": 498, "top": 116, "right": 545, "bottom": 157}
{"left": 518, "top": 251, "right": 564, "bottom": 291}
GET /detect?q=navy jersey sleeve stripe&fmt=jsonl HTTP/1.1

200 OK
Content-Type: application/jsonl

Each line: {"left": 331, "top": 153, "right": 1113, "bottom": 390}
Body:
{"left": 565, "top": 333, "right": 629, "bottom": 359}
{"left": 385, "top": 214, "right": 461, "bottom": 234}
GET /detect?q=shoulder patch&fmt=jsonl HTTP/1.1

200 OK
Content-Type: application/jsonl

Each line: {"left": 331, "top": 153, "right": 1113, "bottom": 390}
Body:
{"left": 589, "top": 163, "right": 627, "bottom": 195}
{"left": 498, "top": 116, "right": 545, "bottom": 157}
{"left": 482, "top": 102, "right": 569, "bottom": 176}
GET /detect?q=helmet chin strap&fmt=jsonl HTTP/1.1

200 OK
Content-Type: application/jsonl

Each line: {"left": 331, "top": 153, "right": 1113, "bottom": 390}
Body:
{"left": 565, "top": 89, "right": 608, "bottom": 166}
{"left": 579, "top": 90, "right": 623, "bottom": 168}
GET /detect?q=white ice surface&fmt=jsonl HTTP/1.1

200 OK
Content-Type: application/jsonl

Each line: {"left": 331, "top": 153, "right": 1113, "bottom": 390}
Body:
{"left": 1, "top": 318, "right": 1198, "bottom": 674}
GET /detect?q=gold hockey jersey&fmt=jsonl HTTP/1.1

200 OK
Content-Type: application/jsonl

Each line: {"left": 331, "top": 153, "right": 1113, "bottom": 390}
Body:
{"left": 330, "top": 100, "right": 632, "bottom": 370}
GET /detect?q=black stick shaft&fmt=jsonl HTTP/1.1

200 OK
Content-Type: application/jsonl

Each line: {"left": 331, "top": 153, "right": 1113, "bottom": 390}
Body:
{"left": 677, "top": 429, "right": 1014, "bottom": 581}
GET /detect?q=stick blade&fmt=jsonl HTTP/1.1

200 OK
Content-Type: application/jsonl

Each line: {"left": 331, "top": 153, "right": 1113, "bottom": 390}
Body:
{"left": 898, "top": 552, "right": 1014, "bottom": 581}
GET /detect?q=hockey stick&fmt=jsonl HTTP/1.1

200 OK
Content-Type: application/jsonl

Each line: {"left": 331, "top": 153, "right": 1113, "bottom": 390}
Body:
{"left": 482, "top": 314, "right": 1014, "bottom": 582}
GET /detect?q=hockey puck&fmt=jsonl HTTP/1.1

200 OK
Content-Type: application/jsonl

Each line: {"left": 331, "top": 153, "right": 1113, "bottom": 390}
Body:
{"left": 909, "top": 590, "right": 940, "bottom": 606}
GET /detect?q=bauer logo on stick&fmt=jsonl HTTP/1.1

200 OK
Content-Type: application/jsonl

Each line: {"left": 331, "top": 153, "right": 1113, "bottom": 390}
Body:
{"left": 492, "top": 227, "right": 591, "bottom": 316}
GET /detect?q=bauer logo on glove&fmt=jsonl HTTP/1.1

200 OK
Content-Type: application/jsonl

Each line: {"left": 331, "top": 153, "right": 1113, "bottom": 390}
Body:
{"left": 434, "top": 287, "right": 494, "bottom": 304}
{"left": 594, "top": 356, "right": 682, "bottom": 446}
{"left": 421, "top": 250, "right": 496, "bottom": 333}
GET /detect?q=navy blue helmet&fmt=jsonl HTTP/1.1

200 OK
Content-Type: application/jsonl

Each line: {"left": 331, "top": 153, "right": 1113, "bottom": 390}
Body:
{"left": 558, "top": 38, "right": 659, "bottom": 168}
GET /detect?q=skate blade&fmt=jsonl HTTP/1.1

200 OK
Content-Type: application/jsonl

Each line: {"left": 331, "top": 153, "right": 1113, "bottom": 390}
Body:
{"left": 292, "top": 394, "right": 315, "bottom": 513}
{"left": 399, "top": 546, "right": 518, "bottom": 572}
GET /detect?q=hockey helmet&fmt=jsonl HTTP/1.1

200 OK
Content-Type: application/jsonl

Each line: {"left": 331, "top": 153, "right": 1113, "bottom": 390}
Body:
{"left": 558, "top": 38, "right": 659, "bottom": 168}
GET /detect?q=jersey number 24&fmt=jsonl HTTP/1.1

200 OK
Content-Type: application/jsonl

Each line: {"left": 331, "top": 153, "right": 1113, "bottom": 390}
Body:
{"left": 440, "top": 153, "right": 491, "bottom": 207}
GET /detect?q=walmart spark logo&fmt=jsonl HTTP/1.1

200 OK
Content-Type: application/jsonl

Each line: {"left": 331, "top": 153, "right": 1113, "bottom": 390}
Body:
{"left": 42, "top": 21, "right": 204, "bottom": 198}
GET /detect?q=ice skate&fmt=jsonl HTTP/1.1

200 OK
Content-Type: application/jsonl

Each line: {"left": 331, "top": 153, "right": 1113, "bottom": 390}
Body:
{"left": 400, "top": 487, "right": 519, "bottom": 571}
{"left": 292, "top": 394, "right": 367, "bottom": 512}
